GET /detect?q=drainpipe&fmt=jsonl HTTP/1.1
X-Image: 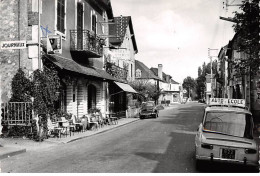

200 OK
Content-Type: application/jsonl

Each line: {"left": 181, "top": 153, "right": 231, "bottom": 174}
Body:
{"left": 38, "top": 0, "right": 41, "bottom": 70}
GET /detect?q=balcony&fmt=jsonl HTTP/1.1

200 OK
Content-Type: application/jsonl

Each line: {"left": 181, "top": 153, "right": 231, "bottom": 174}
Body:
{"left": 105, "top": 62, "right": 128, "bottom": 81}
{"left": 70, "top": 30, "right": 105, "bottom": 58}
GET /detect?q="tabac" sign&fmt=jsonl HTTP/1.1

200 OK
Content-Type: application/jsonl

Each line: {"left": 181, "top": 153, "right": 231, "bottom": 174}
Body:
{"left": 1, "top": 41, "right": 27, "bottom": 50}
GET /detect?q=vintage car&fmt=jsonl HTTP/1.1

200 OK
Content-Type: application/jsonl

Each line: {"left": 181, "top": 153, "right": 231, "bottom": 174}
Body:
{"left": 195, "top": 98, "right": 259, "bottom": 171}
{"left": 139, "top": 101, "right": 158, "bottom": 119}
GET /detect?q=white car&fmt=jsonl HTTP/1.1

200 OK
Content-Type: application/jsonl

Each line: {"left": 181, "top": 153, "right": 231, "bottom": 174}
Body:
{"left": 195, "top": 98, "right": 259, "bottom": 171}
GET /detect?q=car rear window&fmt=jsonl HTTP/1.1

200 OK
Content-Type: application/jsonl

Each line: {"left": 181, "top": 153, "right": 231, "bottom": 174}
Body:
{"left": 203, "top": 112, "right": 253, "bottom": 139}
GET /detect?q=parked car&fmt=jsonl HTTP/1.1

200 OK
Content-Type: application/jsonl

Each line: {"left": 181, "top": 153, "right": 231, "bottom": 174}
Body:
{"left": 195, "top": 98, "right": 259, "bottom": 171}
{"left": 198, "top": 99, "right": 205, "bottom": 103}
{"left": 139, "top": 101, "right": 158, "bottom": 119}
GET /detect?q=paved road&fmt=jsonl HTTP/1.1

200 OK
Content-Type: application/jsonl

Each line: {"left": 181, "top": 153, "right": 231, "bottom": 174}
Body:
{"left": 1, "top": 102, "right": 258, "bottom": 173}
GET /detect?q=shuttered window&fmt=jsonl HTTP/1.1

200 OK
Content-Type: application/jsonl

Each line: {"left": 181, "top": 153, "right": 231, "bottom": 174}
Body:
{"left": 92, "top": 14, "right": 97, "bottom": 34}
{"left": 57, "top": 0, "right": 65, "bottom": 33}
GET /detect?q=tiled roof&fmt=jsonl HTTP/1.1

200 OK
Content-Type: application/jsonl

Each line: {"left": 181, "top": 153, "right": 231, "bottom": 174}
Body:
{"left": 135, "top": 60, "right": 160, "bottom": 80}
{"left": 170, "top": 79, "right": 179, "bottom": 84}
{"left": 150, "top": 67, "right": 179, "bottom": 84}
{"left": 43, "top": 54, "right": 123, "bottom": 82}
{"left": 109, "top": 16, "right": 138, "bottom": 52}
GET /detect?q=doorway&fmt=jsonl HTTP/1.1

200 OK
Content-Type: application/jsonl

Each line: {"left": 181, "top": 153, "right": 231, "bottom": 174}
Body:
{"left": 88, "top": 84, "right": 97, "bottom": 110}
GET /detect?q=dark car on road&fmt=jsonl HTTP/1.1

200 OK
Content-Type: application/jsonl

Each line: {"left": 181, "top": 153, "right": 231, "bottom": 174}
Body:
{"left": 139, "top": 101, "right": 158, "bottom": 119}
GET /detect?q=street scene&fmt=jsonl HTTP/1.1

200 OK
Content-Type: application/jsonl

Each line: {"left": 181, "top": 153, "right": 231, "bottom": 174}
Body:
{"left": 0, "top": 102, "right": 257, "bottom": 173}
{"left": 0, "top": 0, "right": 260, "bottom": 173}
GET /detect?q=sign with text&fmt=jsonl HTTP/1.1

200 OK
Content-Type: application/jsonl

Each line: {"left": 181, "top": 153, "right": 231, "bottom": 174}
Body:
{"left": 47, "top": 35, "right": 62, "bottom": 54}
{"left": 1, "top": 41, "right": 26, "bottom": 50}
{"left": 209, "top": 98, "right": 245, "bottom": 108}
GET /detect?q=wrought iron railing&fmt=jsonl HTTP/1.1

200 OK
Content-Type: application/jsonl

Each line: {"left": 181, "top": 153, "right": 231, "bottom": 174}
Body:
{"left": 70, "top": 30, "right": 105, "bottom": 57}
{"left": 1, "top": 102, "right": 33, "bottom": 125}
{"left": 105, "top": 62, "right": 128, "bottom": 80}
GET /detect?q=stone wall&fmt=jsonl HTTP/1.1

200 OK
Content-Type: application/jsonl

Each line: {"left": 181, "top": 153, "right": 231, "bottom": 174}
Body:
{"left": 0, "top": 0, "right": 32, "bottom": 103}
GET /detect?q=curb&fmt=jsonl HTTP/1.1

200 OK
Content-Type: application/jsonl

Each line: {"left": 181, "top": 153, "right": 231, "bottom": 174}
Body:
{"left": 0, "top": 148, "right": 26, "bottom": 160}
{"left": 67, "top": 118, "right": 140, "bottom": 143}
{"left": 0, "top": 118, "right": 140, "bottom": 159}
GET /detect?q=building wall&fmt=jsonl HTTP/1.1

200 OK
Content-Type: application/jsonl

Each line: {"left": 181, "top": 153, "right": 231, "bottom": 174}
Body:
{"left": 0, "top": 0, "right": 33, "bottom": 103}
{"left": 110, "top": 25, "right": 136, "bottom": 81}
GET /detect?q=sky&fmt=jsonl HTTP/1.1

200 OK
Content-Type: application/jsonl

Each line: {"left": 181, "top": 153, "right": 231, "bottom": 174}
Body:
{"left": 111, "top": 0, "right": 242, "bottom": 83}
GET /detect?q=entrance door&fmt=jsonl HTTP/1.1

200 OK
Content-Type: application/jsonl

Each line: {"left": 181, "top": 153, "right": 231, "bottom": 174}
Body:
{"left": 77, "top": 2, "right": 83, "bottom": 50}
{"left": 88, "top": 84, "right": 97, "bottom": 110}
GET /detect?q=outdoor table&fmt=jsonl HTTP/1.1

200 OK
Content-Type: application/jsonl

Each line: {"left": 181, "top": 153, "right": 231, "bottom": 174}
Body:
{"left": 56, "top": 121, "right": 68, "bottom": 137}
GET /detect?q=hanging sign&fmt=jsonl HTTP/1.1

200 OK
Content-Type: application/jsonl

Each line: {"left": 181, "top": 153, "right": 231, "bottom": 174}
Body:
{"left": 47, "top": 35, "right": 62, "bottom": 54}
{"left": 1, "top": 41, "right": 27, "bottom": 50}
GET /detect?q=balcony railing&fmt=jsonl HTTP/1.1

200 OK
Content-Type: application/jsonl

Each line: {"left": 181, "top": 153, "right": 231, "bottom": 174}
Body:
{"left": 70, "top": 30, "right": 105, "bottom": 58}
{"left": 105, "top": 62, "right": 128, "bottom": 80}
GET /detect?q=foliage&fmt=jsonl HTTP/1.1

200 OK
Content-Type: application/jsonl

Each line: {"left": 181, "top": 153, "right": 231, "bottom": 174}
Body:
{"left": 129, "top": 80, "right": 162, "bottom": 103}
{"left": 88, "top": 107, "right": 101, "bottom": 114}
{"left": 232, "top": 0, "right": 260, "bottom": 73}
{"left": 10, "top": 68, "right": 33, "bottom": 102}
{"left": 182, "top": 76, "right": 196, "bottom": 92}
{"left": 32, "top": 67, "right": 61, "bottom": 115}
{"left": 195, "top": 60, "right": 218, "bottom": 99}
{"left": 3, "top": 64, "right": 61, "bottom": 141}
{"left": 105, "top": 61, "right": 128, "bottom": 80}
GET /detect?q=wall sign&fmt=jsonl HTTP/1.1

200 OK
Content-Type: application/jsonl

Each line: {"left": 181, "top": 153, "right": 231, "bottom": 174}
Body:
{"left": 1, "top": 41, "right": 26, "bottom": 50}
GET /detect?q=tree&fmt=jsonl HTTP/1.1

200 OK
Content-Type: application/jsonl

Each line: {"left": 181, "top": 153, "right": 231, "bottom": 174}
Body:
{"left": 182, "top": 76, "right": 196, "bottom": 99}
{"left": 129, "top": 80, "right": 162, "bottom": 103}
{"left": 232, "top": 0, "right": 260, "bottom": 73}
{"left": 10, "top": 68, "right": 33, "bottom": 102}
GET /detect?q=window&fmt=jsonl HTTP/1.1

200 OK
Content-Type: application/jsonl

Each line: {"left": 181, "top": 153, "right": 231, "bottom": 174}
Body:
{"left": 57, "top": 0, "right": 66, "bottom": 34}
{"left": 91, "top": 11, "right": 97, "bottom": 34}
{"left": 136, "top": 69, "right": 141, "bottom": 78}
{"left": 203, "top": 112, "right": 253, "bottom": 139}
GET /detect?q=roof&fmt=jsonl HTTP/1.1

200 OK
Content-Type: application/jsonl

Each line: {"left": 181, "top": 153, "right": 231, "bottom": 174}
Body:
{"left": 205, "top": 106, "right": 251, "bottom": 115}
{"left": 170, "top": 79, "right": 179, "bottom": 84}
{"left": 43, "top": 54, "right": 124, "bottom": 82}
{"left": 90, "top": 0, "right": 113, "bottom": 19}
{"left": 150, "top": 67, "right": 179, "bottom": 84}
{"left": 109, "top": 16, "right": 138, "bottom": 53}
{"left": 135, "top": 60, "right": 160, "bottom": 80}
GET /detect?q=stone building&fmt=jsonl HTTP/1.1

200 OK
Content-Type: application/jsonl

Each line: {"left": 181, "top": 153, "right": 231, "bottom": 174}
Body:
{"left": 0, "top": 0, "right": 137, "bottom": 119}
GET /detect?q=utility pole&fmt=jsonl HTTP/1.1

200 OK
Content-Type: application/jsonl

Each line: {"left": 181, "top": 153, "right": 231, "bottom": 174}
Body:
{"left": 208, "top": 48, "right": 218, "bottom": 98}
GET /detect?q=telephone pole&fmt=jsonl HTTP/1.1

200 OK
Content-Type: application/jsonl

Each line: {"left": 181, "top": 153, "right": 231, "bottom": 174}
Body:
{"left": 208, "top": 48, "right": 218, "bottom": 98}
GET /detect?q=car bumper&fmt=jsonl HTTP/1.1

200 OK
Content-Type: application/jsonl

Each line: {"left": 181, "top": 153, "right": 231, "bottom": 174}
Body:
{"left": 196, "top": 155, "right": 259, "bottom": 167}
{"left": 140, "top": 113, "right": 156, "bottom": 118}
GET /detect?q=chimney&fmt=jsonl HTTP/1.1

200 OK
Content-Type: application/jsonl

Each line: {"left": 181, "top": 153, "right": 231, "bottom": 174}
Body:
{"left": 158, "top": 64, "right": 163, "bottom": 79}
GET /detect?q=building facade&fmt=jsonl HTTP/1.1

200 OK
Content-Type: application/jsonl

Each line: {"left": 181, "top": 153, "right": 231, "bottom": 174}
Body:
{"left": 150, "top": 64, "right": 181, "bottom": 104}
{"left": 0, "top": 0, "right": 137, "bottom": 120}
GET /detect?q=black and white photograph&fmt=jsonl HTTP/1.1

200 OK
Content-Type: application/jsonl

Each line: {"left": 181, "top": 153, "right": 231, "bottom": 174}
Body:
{"left": 0, "top": 0, "right": 260, "bottom": 173}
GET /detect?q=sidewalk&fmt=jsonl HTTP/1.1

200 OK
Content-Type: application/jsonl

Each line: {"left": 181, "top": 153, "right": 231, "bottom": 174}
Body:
{"left": 0, "top": 117, "right": 139, "bottom": 159}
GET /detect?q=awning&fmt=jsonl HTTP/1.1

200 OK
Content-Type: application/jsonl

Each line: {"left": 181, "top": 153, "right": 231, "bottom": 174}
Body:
{"left": 43, "top": 54, "right": 118, "bottom": 81}
{"left": 114, "top": 81, "right": 137, "bottom": 93}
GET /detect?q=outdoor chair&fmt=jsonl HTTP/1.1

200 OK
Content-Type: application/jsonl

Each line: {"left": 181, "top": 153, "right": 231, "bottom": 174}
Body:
{"left": 71, "top": 115, "right": 83, "bottom": 133}
{"left": 89, "top": 116, "right": 99, "bottom": 131}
